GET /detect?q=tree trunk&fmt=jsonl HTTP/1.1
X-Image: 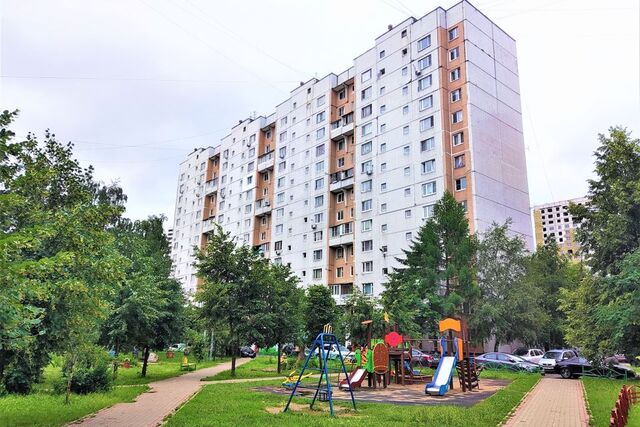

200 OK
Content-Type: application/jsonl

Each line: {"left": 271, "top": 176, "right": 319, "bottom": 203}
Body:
{"left": 277, "top": 342, "right": 282, "bottom": 374}
{"left": 231, "top": 353, "right": 236, "bottom": 377}
{"left": 113, "top": 340, "right": 120, "bottom": 380}
{"left": 208, "top": 328, "right": 215, "bottom": 361}
{"left": 493, "top": 340, "right": 499, "bottom": 352}
{"left": 141, "top": 346, "right": 150, "bottom": 377}
{"left": 64, "top": 354, "right": 77, "bottom": 405}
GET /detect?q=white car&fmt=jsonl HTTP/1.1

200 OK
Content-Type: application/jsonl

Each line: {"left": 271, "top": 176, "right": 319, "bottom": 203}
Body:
{"left": 307, "top": 344, "right": 354, "bottom": 361}
{"left": 513, "top": 348, "right": 545, "bottom": 364}
{"left": 539, "top": 349, "right": 579, "bottom": 373}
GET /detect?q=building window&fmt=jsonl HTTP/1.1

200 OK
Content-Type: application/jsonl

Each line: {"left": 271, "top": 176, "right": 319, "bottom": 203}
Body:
{"left": 313, "top": 268, "right": 323, "bottom": 279}
{"left": 316, "top": 127, "right": 326, "bottom": 140}
{"left": 316, "top": 111, "right": 326, "bottom": 123}
{"left": 417, "top": 35, "right": 431, "bottom": 51}
{"left": 361, "top": 180, "right": 372, "bottom": 193}
{"left": 275, "top": 224, "right": 283, "bottom": 234}
{"left": 337, "top": 210, "right": 344, "bottom": 221}
{"left": 405, "top": 209, "right": 412, "bottom": 218}
{"left": 451, "top": 88, "right": 462, "bottom": 102}
{"left": 379, "top": 49, "right": 386, "bottom": 59}
{"left": 362, "top": 261, "right": 373, "bottom": 273}
{"left": 336, "top": 191, "right": 345, "bottom": 203}
{"left": 453, "top": 132, "right": 464, "bottom": 146}
{"left": 315, "top": 195, "right": 324, "bottom": 207}
{"left": 404, "top": 166, "right": 411, "bottom": 176}
{"left": 450, "top": 68, "right": 461, "bottom": 81}
{"left": 361, "top": 141, "right": 373, "bottom": 155}
{"left": 380, "top": 124, "right": 386, "bottom": 133}
{"left": 418, "top": 55, "right": 431, "bottom": 70}
{"left": 361, "top": 69, "right": 372, "bottom": 82}
{"left": 314, "top": 231, "right": 323, "bottom": 241}
{"left": 403, "top": 126, "right": 410, "bottom": 135}
{"left": 404, "top": 187, "right": 411, "bottom": 197}
{"left": 362, "top": 283, "right": 373, "bottom": 295}
{"left": 448, "top": 26, "right": 459, "bottom": 41}
{"left": 403, "top": 145, "right": 411, "bottom": 155}
{"left": 423, "top": 204, "right": 435, "bottom": 219}
{"left": 361, "top": 86, "right": 372, "bottom": 100}
{"left": 421, "top": 137, "right": 435, "bottom": 152}
{"left": 316, "top": 144, "right": 325, "bottom": 156}
{"left": 361, "top": 219, "right": 373, "bottom": 232}
{"left": 449, "top": 46, "right": 460, "bottom": 61}
{"left": 380, "top": 143, "right": 387, "bottom": 153}
{"left": 422, "top": 159, "right": 436, "bottom": 174}
{"left": 361, "top": 104, "right": 373, "bottom": 118}
{"left": 454, "top": 155, "right": 465, "bottom": 169}
{"left": 405, "top": 232, "right": 413, "bottom": 241}
{"left": 380, "top": 105, "right": 386, "bottom": 114}
{"left": 317, "top": 95, "right": 326, "bottom": 106}
{"left": 402, "top": 105, "right": 409, "bottom": 115}
{"left": 361, "top": 123, "right": 373, "bottom": 136}
{"left": 362, "top": 240, "right": 373, "bottom": 252}
{"left": 381, "top": 203, "right": 387, "bottom": 212}
{"left": 402, "top": 85, "right": 409, "bottom": 95}
{"left": 418, "top": 75, "right": 432, "bottom": 91}
{"left": 336, "top": 267, "right": 344, "bottom": 278}
{"left": 452, "top": 111, "right": 463, "bottom": 124}
{"left": 456, "top": 177, "right": 467, "bottom": 191}
{"left": 314, "top": 213, "right": 323, "bottom": 223}
{"left": 380, "top": 182, "right": 387, "bottom": 191}
{"left": 381, "top": 224, "right": 388, "bottom": 232}
{"left": 313, "top": 249, "right": 323, "bottom": 261}
{"left": 420, "top": 116, "right": 434, "bottom": 132}
{"left": 315, "top": 177, "right": 325, "bottom": 189}
{"left": 423, "top": 181, "right": 437, "bottom": 196}
{"left": 401, "top": 29, "right": 407, "bottom": 37}
{"left": 362, "top": 199, "right": 373, "bottom": 211}
{"left": 419, "top": 95, "right": 433, "bottom": 111}
{"left": 380, "top": 162, "right": 387, "bottom": 172}
{"left": 402, "top": 66, "right": 408, "bottom": 76}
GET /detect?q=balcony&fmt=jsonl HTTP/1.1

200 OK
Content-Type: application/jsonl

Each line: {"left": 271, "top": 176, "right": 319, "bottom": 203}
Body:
{"left": 202, "top": 218, "right": 217, "bottom": 233}
{"left": 257, "top": 151, "right": 274, "bottom": 171}
{"left": 329, "top": 224, "right": 354, "bottom": 247}
{"left": 329, "top": 168, "right": 355, "bottom": 192}
{"left": 254, "top": 198, "right": 272, "bottom": 216}
{"left": 330, "top": 113, "right": 355, "bottom": 140}
{"left": 204, "top": 177, "right": 218, "bottom": 195}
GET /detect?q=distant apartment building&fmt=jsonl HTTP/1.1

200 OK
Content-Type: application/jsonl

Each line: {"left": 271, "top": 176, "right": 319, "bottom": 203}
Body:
{"left": 532, "top": 197, "right": 587, "bottom": 258}
{"left": 170, "top": 0, "right": 532, "bottom": 299}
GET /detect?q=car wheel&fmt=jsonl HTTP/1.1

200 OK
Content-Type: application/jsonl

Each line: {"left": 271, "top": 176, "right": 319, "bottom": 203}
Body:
{"left": 559, "top": 367, "right": 573, "bottom": 379}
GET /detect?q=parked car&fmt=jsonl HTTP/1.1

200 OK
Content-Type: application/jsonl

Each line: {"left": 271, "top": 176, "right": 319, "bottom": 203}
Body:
{"left": 513, "top": 348, "right": 544, "bottom": 364}
{"left": 475, "top": 352, "right": 541, "bottom": 373}
{"left": 168, "top": 343, "right": 186, "bottom": 352}
{"left": 240, "top": 346, "right": 257, "bottom": 358}
{"left": 556, "top": 356, "right": 637, "bottom": 379}
{"left": 306, "top": 344, "right": 354, "bottom": 362}
{"left": 411, "top": 349, "right": 439, "bottom": 368}
{"left": 539, "top": 349, "right": 579, "bottom": 373}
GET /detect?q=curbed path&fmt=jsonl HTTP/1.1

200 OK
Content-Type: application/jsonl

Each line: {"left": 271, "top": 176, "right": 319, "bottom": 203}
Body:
{"left": 71, "top": 358, "right": 251, "bottom": 427}
{"left": 503, "top": 377, "right": 589, "bottom": 427}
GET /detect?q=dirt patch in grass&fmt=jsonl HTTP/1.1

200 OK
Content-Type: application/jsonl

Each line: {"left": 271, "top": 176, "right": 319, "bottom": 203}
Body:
{"left": 265, "top": 402, "right": 356, "bottom": 416}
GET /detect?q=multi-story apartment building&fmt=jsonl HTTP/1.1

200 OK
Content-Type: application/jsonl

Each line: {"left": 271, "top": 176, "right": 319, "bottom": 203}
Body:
{"left": 532, "top": 197, "right": 587, "bottom": 258}
{"left": 171, "top": 0, "right": 532, "bottom": 300}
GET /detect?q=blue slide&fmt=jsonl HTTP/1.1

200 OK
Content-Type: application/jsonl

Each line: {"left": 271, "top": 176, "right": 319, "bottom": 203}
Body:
{"left": 425, "top": 336, "right": 458, "bottom": 396}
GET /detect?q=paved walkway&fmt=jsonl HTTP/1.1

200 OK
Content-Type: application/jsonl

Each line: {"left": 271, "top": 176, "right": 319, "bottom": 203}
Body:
{"left": 72, "top": 358, "right": 251, "bottom": 427}
{"left": 504, "top": 377, "right": 589, "bottom": 427}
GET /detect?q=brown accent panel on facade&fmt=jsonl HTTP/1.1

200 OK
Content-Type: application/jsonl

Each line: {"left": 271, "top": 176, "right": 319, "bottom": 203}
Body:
{"left": 437, "top": 22, "right": 475, "bottom": 233}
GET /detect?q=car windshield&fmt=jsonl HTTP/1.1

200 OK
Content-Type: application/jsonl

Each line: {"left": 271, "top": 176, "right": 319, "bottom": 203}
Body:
{"left": 543, "top": 351, "right": 562, "bottom": 361}
{"left": 513, "top": 349, "right": 528, "bottom": 356}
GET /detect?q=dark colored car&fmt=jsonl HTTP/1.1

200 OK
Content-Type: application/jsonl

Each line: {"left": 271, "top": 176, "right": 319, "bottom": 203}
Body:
{"left": 555, "top": 357, "right": 637, "bottom": 379}
{"left": 411, "top": 349, "right": 439, "bottom": 368}
{"left": 475, "top": 352, "right": 541, "bottom": 373}
{"left": 240, "top": 346, "right": 257, "bottom": 358}
{"left": 539, "top": 349, "right": 579, "bottom": 373}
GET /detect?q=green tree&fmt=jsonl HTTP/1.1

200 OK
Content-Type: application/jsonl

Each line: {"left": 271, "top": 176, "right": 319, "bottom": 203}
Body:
{"left": 569, "top": 126, "right": 640, "bottom": 275}
{"left": 340, "top": 291, "right": 383, "bottom": 346}
{"left": 100, "top": 216, "right": 184, "bottom": 377}
{"left": 195, "top": 224, "right": 269, "bottom": 376}
{"left": 470, "top": 221, "right": 546, "bottom": 351}
{"left": 524, "top": 241, "right": 576, "bottom": 349}
{"left": 304, "top": 285, "right": 338, "bottom": 343}
{"left": 381, "top": 191, "right": 477, "bottom": 336}
{"left": 0, "top": 110, "right": 126, "bottom": 393}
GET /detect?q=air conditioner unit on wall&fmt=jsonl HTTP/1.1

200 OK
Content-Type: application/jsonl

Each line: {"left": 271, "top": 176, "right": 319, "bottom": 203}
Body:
{"left": 311, "top": 224, "right": 317, "bottom": 229}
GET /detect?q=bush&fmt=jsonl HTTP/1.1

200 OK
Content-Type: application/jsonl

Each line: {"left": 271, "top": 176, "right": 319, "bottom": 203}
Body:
{"left": 1, "top": 352, "right": 40, "bottom": 395}
{"left": 54, "top": 346, "right": 113, "bottom": 395}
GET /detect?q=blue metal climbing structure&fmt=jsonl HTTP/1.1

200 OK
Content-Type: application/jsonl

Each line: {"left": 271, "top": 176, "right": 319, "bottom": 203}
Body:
{"left": 283, "top": 332, "right": 356, "bottom": 416}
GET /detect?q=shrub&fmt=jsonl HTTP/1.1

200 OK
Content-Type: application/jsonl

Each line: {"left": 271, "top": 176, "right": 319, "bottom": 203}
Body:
{"left": 54, "top": 347, "right": 113, "bottom": 395}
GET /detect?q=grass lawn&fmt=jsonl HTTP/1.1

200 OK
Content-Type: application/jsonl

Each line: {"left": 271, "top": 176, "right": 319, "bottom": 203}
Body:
{"left": 167, "top": 371, "right": 539, "bottom": 426}
{"left": 35, "top": 352, "right": 230, "bottom": 390}
{"left": 582, "top": 377, "right": 640, "bottom": 427}
{"left": 0, "top": 385, "right": 147, "bottom": 427}
{"left": 203, "top": 356, "right": 283, "bottom": 381}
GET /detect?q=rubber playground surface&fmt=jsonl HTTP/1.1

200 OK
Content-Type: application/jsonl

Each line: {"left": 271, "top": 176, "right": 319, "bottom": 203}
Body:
{"left": 254, "top": 378, "right": 510, "bottom": 407}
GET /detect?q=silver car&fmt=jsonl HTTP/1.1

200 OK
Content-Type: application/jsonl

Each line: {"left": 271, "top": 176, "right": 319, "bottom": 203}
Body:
{"left": 513, "top": 348, "right": 544, "bottom": 364}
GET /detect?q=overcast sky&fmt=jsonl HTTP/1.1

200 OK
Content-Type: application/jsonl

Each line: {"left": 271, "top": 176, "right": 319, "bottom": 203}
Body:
{"left": 1, "top": 0, "right": 639, "bottom": 225}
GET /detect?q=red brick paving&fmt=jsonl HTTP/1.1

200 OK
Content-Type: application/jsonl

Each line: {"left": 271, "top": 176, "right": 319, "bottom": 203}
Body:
{"left": 503, "top": 377, "right": 589, "bottom": 427}
{"left": 71, "top": 358, "right": 251, "bottom": 427}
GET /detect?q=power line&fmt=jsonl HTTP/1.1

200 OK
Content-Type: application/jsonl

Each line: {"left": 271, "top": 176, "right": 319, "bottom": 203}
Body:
{"left": 137, "top": 0, "right": 288, "bottom": 95}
